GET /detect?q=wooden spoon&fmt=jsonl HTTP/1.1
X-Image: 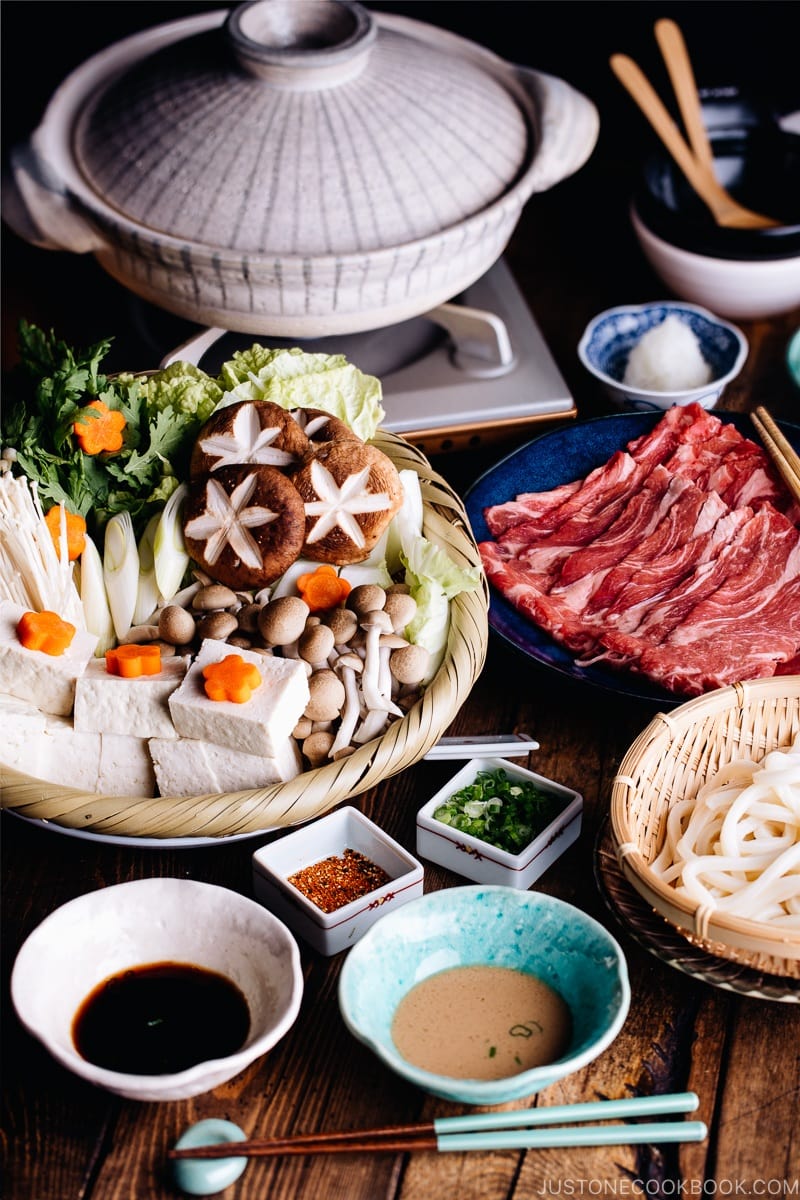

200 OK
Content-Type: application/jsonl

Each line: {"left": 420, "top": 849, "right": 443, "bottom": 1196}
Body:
{"left": 654, "top": 20, "right": 717, "bottom": 174}
{"left": 611, "top": 31, "right": 780, "bottom": 231}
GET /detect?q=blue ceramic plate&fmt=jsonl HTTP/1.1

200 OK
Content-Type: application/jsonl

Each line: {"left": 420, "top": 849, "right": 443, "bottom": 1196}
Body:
{"left": 465, "top": 411, "right": 800, "bottom": 707}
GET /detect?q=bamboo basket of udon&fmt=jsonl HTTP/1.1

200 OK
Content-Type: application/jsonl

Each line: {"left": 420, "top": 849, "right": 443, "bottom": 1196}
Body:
{"left": 610, "top": 676, "right": 800, "bottom": 979}
{"left": 1, "top": 431, "right": 489, "bottom": 841}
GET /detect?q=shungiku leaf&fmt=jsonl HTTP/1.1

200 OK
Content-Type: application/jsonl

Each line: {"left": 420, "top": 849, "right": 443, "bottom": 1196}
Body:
{"left": 103, "top": 512, "right": 140, "bottom": 640}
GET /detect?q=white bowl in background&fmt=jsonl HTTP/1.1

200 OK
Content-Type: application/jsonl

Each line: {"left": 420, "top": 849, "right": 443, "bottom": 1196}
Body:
{"left": 252, "top": 806, "right": 424, "bottom": 956}
{"left": 632, "top": 206, "right": 800, "bottom": 322}
{"left": 578, "top": 299, "right": 748, "bottom": 412}
{"left": 10, "top": 877, "right": 303, "bottom": 1101}
{"left": 416, "top": 757, "right": 582, "bottom": 888}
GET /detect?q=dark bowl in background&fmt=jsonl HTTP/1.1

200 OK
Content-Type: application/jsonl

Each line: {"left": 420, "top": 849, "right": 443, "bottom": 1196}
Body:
{"left": 633, "top": 87, "right": 800, "bottom": 263}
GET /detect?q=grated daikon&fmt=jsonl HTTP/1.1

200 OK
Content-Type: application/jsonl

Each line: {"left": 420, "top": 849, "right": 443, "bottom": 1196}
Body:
{"left": 623, "top": 314, "right": 713, "bottom": 392}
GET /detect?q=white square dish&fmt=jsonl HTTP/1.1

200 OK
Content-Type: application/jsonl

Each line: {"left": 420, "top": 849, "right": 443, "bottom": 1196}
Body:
{"left": 416, "top": 757, "right": 583, "bottom": 888}
{"left": 252, "top": 806, "right": 424, "bottom": 956}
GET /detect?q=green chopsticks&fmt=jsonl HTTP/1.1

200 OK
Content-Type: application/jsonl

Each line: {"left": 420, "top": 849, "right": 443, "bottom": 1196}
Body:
{"left": 169, "top": 1092, "right": 706, "bottom": 1160}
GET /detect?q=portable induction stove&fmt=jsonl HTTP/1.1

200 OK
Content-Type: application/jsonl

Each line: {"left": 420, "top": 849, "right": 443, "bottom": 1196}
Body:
{"left": 131, "top": 259, "right": 575, "bottom": 455}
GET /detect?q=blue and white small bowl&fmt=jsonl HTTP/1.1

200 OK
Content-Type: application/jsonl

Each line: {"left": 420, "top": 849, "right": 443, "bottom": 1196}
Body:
{"left": 338, "top": 885, "right": 630, "bottom": 1106}
{"left": 578, "top": 301, "right": 748, "bottom": 412}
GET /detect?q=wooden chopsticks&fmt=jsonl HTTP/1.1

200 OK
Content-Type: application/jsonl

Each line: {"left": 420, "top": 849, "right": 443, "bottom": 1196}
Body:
{"left": 751, "top": 406, "right": 800, "bottom": 506}
{"left": 168, "top": 1093, "right": 706, "bottom": 1160}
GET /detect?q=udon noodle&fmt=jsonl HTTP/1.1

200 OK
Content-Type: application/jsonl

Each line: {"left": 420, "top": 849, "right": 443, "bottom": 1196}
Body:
{"left": 650, "top": 736, "right": 800, "bottom": 927}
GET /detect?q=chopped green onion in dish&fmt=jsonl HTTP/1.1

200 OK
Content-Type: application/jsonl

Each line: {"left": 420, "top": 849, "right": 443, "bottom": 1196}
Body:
{"left": 433, "top": 768, "right": 564, "bottom": 855}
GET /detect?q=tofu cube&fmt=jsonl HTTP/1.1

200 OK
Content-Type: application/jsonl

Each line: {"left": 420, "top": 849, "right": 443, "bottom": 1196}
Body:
{"left": 148, "top": 737, "right": 217, "bottom": 798}
{"left": 0, "top": 694, "right": 48, "bottom": 777}
{"left": 98, "top": 734, "right": 157, "bottom": 798}
{"left": 0, "top": 600, "right": 98, "bottom": 716}
{"left": 74, "top": 656, "right": 187, "bottom": 739}
{"left": 202, "top": 736, "right": 302, "bottom": 792}
{"left": 149, "top": 734, "right": 303, "bottom": 798}
{"left": 0, "top": 697, "right": 154, "bottom": 798}
{"left": 168, "top": 639, "right": 309, "bottom": 758}
{"left": 0, "top": 708, "right": 102, "bottom": 792}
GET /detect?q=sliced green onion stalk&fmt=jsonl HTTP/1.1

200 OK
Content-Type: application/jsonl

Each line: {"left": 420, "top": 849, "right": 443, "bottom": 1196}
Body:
{"left": 433, "top": 768, "right": 564, "bottom": 855}
{"left": 80, "top": 533, "right": 116, "bottom": 655}
{"left": 133, "top": 512, "right": 162, "bottom": 625}
{"left": 103, "top": 511, "right": 140, "bottom": 641}
{"left": 153, "top": 482, "right": 189, "bottom": 601}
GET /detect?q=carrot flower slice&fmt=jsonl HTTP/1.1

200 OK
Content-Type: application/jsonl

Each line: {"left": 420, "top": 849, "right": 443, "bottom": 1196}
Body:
{"left": 105, "top": 644, "right": 162, "bottom": 678}
{"left": 73, "top": 399, "right": 126, "bottom": 455}
{"left": 202, "top": 655, "right": 262, "bottom": 703}
{"left": 44, "top": 505, "right": 87, "bottom": 562}
{"left": 297, "top": 564, "right": 352, "bottom": 612}
{"left": 17, "top": 610, "right": 76, "bottom": 656}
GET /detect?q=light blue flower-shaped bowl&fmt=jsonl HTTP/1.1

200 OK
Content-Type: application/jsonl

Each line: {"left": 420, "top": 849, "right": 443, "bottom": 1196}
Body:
{"left": 338, "top": 885, "right": 630, "bottom": 1106}
{"left": 578, "top": 301, "right": 748, "bottom": 412}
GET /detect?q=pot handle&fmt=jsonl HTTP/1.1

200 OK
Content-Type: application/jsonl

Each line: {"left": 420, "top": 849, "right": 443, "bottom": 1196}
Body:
{"left": 2, "top": 139, "right": 105, "bottom": 253}
{"left": 515, "top": 67, "right": 600, "bottom": 193}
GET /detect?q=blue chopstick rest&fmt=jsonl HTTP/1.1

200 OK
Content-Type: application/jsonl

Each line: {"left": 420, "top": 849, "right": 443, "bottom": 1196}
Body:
{"left": 172, "top": 1119, "right": 248, "bottom": 1196}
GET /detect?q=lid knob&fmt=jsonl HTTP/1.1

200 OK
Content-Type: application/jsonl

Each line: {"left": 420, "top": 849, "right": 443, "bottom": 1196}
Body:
{"left": 226, "top": 0, "right": 376, "bottom": 89}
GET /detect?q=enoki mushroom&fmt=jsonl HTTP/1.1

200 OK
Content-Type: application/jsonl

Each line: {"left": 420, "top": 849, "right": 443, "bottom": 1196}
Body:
{"left": 650, "top": 735, "right": 800, "bottom": 927}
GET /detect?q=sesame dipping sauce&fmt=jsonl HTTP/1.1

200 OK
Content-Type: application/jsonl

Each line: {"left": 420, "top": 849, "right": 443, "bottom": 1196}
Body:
{"left": 391, "top": 964, "right": 572, "bottom": 1080}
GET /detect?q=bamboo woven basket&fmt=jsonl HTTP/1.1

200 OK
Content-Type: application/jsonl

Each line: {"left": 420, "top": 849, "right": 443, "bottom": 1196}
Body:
{"left": 610, "top": 676, "right": 800, "bottom": 979}
{"left": 1, "top": 431, "right": 489, "bottom": 841}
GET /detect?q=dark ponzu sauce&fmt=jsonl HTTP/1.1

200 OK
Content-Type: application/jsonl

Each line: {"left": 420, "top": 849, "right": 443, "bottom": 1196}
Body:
{"left": 72, "top": 961, "right": 250, "bottom": 1075}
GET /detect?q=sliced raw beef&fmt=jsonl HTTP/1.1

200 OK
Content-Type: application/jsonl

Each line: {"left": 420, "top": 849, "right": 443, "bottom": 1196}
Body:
{"left": 631, "top": 574, "right": 800, "bottom": 695}
{"left": 478, "top": 403, "right": 800, "bottom": 697}
{"left": 553, "top": 465, "right": 676, "bottom": 587}
{"left": 592, "top": 506, "right": 800, "bottom": 686}
{"left": 596, "top": 506, "right": 772, "bottom": 657}
{"left": 477, "top": 546, "right": 598, "bottom": 652}
{"left": 483, "top": 478, "right": 582, "bottom": 537}
{"left": 493, "top": 451, "right": 645, "bottom": 557}
{"left": 580, "top": 484, "right": 724, "bottom": 618}
{"left": 626, "top": 404, "right": 729, "bottom": 472}
{"left": 665, "top": 508, "right": 800, "bottom": 647}
{"left": 592, "top": 507, "right": 749, "bottom": 645}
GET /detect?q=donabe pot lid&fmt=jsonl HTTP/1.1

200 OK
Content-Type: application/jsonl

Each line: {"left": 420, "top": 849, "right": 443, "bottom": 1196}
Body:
{"left": 70, "top": 0, "right": 534, "bottom": 258}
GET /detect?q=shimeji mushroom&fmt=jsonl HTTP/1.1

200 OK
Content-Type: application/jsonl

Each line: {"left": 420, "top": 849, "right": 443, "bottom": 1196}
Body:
{"left": 328, "top": 652, "right": 365, "bottom": 759}
{"left": 292, "top": 716, "right": 314, "bottom": 740}
{"left": 378, "top": 632, "right": 408, "bottom": 703}
{"left": 359, "top": 610, "right": 403, "bottom": 717}
{"left": 158, "top": 604, "right": 197, "bottom": 646}
{"left": 298, "top": 622, "right": 336, "bottom": 672}
{"left": 352, "top": 705, "right": 394, "bottom": 744}
{"left": 302, "top": 729, "right": 335, "bottom": 767}
{"left": 258, "top": 595, "right": 309, "bottom": 655}
{"left": 383, "top": 591, "right": 417, "bottom": 635}
{"left": 196, "top": 610, "right": 239, "bottom": 642}
{"left": 389, "top": 643, "right": 430, "bottom": 707}
{"left": 347, "top": 583, "right": 386, "bottom": 617}
{"left": 304, "top": 668, "right": 346, "bottom": 723}
{"left": 236, "top": 602, "right": 262, "bottom": 634}
{"left": 325, "top": 606, "right": 358, "bottom": 647}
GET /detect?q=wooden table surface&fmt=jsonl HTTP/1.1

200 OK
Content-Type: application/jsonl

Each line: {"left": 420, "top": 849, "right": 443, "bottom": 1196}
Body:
{"left": 2, "top": 4, "right": 799, "bottom": 1198}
